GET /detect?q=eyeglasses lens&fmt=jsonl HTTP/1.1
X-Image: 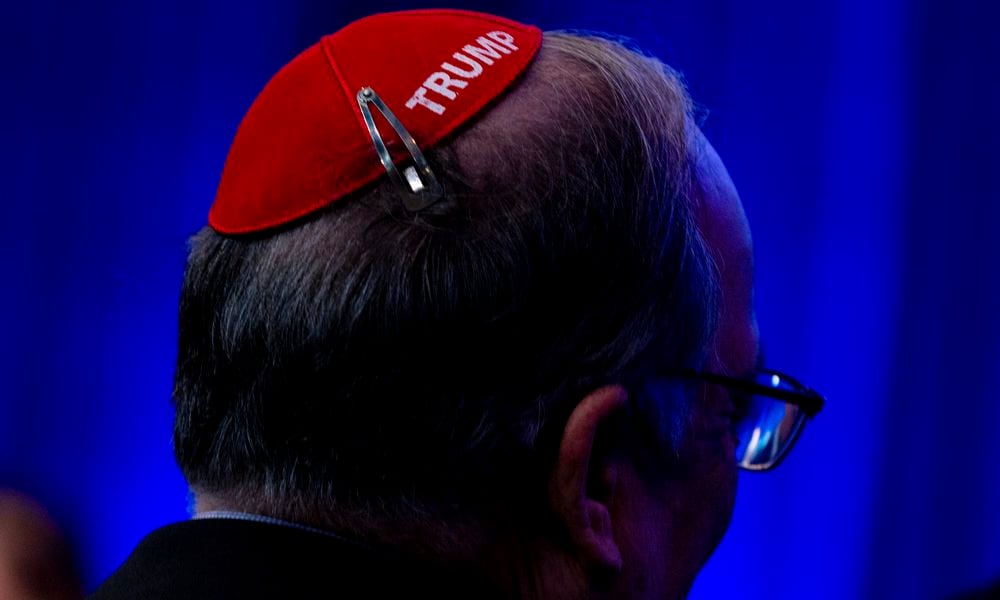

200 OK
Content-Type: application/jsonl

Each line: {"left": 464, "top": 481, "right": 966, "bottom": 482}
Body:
{"left": 733, "top": 373, "right": 807, "bottom": 470}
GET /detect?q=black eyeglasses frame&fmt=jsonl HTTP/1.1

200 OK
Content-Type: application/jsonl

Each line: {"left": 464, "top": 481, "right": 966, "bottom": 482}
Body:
{"left": 664, "top": 367, "right": 826, "bottom": 471}
{"left": 670, "top": 368, "right": 826, "bottom": 417}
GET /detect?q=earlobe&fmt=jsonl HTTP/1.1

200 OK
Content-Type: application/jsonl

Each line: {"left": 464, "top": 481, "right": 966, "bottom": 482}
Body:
{"left": 549, "top": 384, "right": 629, "bottom": 574}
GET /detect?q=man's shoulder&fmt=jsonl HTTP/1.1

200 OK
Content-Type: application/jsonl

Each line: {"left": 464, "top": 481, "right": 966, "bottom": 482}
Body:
{"left": 89, "top": 518, "right": 497, "bottom": 600}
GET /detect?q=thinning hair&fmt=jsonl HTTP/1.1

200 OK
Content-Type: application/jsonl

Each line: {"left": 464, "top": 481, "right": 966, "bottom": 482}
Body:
{"left": 173, "top": 32, "right": 718, "bottom": 542}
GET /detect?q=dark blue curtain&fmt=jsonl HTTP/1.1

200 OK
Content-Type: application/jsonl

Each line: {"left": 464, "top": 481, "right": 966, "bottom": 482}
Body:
{"left": 2, "top": 1, "right": 997, "bottom": 597}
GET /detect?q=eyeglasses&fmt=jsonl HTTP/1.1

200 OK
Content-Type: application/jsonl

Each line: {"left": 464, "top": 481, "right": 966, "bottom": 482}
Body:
{"left": 673, "top": 369, "right": 826, "bottom": 471}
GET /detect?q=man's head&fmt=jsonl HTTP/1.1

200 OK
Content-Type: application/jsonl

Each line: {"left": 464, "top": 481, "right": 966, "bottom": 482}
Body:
{"left": 173, "top": 12, "right": 757, "bottom": 598}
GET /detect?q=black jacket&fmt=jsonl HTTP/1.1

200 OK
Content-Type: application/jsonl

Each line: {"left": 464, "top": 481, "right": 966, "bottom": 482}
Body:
{"left": 90, "top": 518, "right": 503, "bottom": 599}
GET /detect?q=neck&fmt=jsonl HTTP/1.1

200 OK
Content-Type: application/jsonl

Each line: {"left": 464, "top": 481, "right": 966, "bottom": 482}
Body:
{"left": 193, "top": 491, "right": 591, "bottom": 596}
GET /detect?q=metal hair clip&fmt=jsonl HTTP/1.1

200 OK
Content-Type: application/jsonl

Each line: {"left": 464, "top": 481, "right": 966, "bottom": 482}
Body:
{"left": 356, "top": 87, "right": 443, "bottom": 211}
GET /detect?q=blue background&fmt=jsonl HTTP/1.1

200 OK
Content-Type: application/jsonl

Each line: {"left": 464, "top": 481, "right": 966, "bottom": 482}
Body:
{"left": 2, "top": 1, "right": 998, "bottom": 598}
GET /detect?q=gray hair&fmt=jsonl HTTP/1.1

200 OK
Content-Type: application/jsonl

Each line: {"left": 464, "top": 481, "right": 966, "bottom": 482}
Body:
{"left": 172, "top": 31, "right": 718, "bottom": 546}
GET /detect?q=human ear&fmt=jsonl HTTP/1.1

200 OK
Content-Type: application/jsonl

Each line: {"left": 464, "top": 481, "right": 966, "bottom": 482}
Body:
{"left": 549, "top": 384, "right": 629, "bottom": 574}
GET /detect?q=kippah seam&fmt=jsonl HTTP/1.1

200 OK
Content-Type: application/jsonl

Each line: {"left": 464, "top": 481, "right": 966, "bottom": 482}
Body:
{"left": 319, "top": 38, "right": 371, "bottom": 161}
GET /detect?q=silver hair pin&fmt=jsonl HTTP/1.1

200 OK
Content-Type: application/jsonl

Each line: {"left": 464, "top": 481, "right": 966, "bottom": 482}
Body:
{"left": 356, "top": 87, "right": 443, "bottom": 211}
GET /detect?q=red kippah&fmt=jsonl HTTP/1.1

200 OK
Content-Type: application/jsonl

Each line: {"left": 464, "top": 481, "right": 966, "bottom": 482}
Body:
{"left": 208, "top": 9, "right": 543, "bottom": 234}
